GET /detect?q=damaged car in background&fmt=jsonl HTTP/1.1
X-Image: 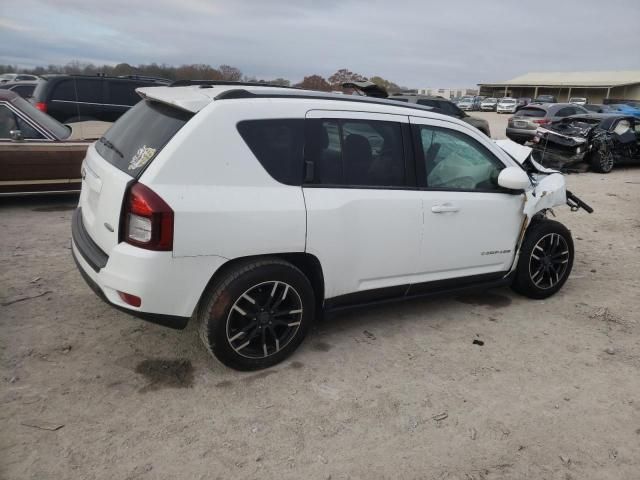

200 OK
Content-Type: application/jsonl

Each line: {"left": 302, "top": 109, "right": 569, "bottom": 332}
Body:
{"left": 531, "top": 114, "right": 640, "bottom": 173}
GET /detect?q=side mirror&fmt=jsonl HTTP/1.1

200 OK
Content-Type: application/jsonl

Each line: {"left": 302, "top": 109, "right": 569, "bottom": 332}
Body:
{"left": 498, "top": 166, "right": 530, "bottom": 191}
{"left": 10, "top": 130, "right": 23, "bottom": 141}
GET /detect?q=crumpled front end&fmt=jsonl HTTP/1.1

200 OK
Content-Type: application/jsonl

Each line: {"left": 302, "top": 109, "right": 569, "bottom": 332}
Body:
{"left": 531, "top": 125, "right": 590, "bottom": 171}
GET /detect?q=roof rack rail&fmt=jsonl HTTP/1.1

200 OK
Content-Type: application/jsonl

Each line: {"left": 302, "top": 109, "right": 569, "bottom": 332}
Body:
{"left": 169, "top": 79, "right": 299, "bottom": 89}
{"left": 118, "top": 75, "right": 171, "bottom": 83}
{"left": 213, "top": 88, "right": 437, "bottom": 115}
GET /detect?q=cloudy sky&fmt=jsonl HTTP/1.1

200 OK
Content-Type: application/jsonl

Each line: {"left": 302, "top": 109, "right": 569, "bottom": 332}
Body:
{"left": 1, "top": 0, "right": 638, "bottom": 88}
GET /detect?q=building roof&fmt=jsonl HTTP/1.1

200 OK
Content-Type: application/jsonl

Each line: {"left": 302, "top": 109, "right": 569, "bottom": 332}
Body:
{"left": 479, "top": 71, "right": 640, "bottom": 88}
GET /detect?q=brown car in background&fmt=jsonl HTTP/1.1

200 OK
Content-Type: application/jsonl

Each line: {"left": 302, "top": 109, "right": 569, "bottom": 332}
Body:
{"left": 0, "top": 89, "right": 110, "bottom": 195}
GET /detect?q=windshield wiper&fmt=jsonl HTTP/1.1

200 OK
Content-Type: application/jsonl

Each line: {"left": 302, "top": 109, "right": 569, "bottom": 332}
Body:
{"left": 98, "top": 136, "right": 123, "bottom": 158}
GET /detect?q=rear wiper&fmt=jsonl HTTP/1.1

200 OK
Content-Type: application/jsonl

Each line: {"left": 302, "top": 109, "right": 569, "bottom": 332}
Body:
{"left": 98, "top": 136, "right": 123, "bottom": 158}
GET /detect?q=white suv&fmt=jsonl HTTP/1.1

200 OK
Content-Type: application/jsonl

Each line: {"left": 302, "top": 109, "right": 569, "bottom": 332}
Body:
{"left": 72, "top": 83, "right": 588, "bottom": 370}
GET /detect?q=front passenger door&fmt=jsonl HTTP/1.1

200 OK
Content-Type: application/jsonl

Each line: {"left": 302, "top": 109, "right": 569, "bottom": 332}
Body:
{"left": 410, "top": 116, "right": 524, "bottom": 283}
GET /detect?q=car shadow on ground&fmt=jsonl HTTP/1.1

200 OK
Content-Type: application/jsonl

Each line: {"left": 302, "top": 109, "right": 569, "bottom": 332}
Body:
{"left": 0, "top": 193, "right": 79, "bottom": 210}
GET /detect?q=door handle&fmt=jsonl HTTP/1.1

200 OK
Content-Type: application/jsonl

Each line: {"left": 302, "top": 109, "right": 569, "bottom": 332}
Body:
{"left": 431, "top": 203, "right": 459, "bottom": 213}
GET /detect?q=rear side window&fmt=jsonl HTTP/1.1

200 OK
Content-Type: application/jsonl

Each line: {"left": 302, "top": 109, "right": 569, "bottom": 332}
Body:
{"left": 515, "top": 107, "right": 546, "bottom": 118}
{"left": 305, "top": 118, "right": 406, "bottom": 187}
{"left": 417, "top": 99, "right": 438, "bottom": 108}
{"left": 13, "top": 85, "right": 35, "bottom": 97}
{"left": 51, "top": 80, "right": 75, "bottom": 101}
{"left": 109, "top": 81, "right": 146, "bottom": 106}
{"left": 95, "top": 100, "right": 193, "bottom": 177}
{"left": 237, "top": 119, "right": 305, "bottom": 186}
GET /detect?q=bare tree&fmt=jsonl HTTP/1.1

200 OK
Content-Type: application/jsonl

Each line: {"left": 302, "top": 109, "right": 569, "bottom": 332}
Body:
{"left": 294, "top": 75, "right": 331, "bottom": 92}
{"left": 328, "top": 68, "right": 367, "bottom": 89}
{"left": 219, "top": 65, "right": 242, "bottom": 81}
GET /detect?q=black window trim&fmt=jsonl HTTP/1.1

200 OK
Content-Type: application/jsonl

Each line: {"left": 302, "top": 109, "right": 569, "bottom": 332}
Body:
{"left": 410, "top": 123, "right": 517, "bottom": 195}
{"left": 302, "top": 117, "right": 416, "bottom": 190}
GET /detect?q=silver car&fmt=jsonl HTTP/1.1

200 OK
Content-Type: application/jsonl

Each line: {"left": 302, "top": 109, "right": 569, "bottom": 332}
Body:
{"left": 497, "top": 97, "right": 518, "bottom": 114}
{"left": 506, "top": 103, "right": 589, "bottom": 144}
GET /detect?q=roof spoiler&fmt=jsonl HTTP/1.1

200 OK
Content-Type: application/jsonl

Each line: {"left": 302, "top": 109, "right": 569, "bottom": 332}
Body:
{"left": 342, "top": 81, "right": 388, "bottom": 98}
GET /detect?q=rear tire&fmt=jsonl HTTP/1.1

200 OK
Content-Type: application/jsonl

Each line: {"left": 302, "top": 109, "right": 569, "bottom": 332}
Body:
{"left": 198, "top": 259, "right": 315, "bottom": 371}
{"left": 589, "top": 149, "right": 614, "bottom": 173}
{"left": 511, "top": 220, "right": 574, "bottom": 299}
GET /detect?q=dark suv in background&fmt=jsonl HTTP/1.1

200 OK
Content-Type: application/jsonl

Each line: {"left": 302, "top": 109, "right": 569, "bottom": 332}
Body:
{"left": 30, "top": 74, "right": 170, "bottom": 123}
{"left": 389, "top": 94, "right": 491, "bottom": 136}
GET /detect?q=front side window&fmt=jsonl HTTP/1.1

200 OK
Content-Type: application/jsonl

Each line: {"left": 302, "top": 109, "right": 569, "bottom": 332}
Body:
{"left": 305, "top": 118, "right": 406, "bottom": 187}
{"left": 415, "top": 125, "right": 504, "bottom": 191}
{"left": 0, "top": 105, "right": 18, "bottom": 138}
{"left": 0, "top": 105, "right": 43, "bottom": 139}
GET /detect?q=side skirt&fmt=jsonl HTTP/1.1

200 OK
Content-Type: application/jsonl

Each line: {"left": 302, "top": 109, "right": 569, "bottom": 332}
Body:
{"left": 323, "top": 271, "right": 514, "bottom": 315}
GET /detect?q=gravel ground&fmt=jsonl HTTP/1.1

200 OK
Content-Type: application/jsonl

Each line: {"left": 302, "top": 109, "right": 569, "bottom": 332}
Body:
{"left": 1, "top": 167, "right": 639, "bottom": 480}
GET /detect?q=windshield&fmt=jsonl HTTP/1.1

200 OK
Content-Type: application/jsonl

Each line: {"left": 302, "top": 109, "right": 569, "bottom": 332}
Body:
{"left": 570, "top": 98, "right": 586, "bottom": 102}
{"left": 484, "top": 98, "right": 497, "bottom": 102}
{"left": 95, "top": 99, "right": 193, "bottom": 177}
{"left": 12, "top": 95, "right": 71, "bottom": 139}
{"left": 500, "top": 99, "right": 516, "bottom": 104}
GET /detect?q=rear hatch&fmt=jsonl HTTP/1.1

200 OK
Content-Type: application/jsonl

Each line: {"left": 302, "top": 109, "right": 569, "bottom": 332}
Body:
{"left": 78, "top": 99, "right": 193, "bottom": 254}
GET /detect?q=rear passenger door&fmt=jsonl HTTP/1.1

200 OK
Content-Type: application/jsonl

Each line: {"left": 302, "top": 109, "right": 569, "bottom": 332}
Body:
{"left": 303, "top": 110, "right": 423, "bottom": 303}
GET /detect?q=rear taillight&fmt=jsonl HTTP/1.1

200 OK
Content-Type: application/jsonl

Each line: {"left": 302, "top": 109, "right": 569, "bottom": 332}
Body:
{"left": 35, "top": 102, "right": 47, "bottom": 113}
{"left": 122, "top": 183, "right": 173, "bottom": 251}
{"left": 533, "top": 119, "right": 550, "bottom": 125}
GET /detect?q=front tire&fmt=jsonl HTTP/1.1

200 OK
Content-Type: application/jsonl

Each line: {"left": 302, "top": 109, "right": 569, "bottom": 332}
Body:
{"left": 198, "top": 259, "right": 315, "bottom": 371}
{"left": 512, "top": 220, "right": 574, "bottom": 299}
{"left": 589, "top": 148, "right": 614, "bottom": 173}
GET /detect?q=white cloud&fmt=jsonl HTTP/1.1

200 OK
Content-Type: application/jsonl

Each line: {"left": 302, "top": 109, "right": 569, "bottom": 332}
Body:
{"left": 1, "top": 0, "right": 638, "bottom": 87}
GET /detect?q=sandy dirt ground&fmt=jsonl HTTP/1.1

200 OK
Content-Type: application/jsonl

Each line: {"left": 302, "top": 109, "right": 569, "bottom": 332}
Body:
{"left": 1, "top": 158, "right": 640, "bottom": 478}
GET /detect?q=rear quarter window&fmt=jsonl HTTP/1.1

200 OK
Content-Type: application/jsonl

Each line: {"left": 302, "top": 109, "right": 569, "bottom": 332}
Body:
{"left": 236, "top": 119, "right": 304, "bottom": 186}
{"left": 108, "top": 81, "right": 146, "bottom": 106}
{"left": 95, "top": 100, "right": 193, "bottom": 177}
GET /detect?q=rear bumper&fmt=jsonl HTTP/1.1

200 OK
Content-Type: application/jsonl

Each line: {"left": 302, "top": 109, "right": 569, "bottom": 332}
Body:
{"left": 71, "top": 208, "right": 228, "bottom": 329}
{"left": 71, "top": 246, "right": 189, "bottom": 330}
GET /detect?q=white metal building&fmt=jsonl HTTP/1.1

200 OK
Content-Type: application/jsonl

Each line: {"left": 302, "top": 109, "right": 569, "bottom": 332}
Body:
{"left": 478, "top": 71, "right": 640, "bottom": 103}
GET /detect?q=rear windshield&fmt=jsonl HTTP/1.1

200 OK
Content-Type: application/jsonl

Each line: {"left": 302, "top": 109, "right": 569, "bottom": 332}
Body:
{"left": 95, "top": 100, "right": 193, "bottom": 177}
{"left": 515, "top": 107, "right": 546, "bottom": 118}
